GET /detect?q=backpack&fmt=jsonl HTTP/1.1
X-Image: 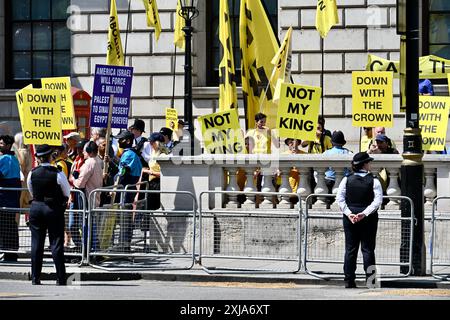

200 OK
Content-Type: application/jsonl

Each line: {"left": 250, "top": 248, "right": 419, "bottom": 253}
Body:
{"left": 131, "top": 137, "right": 149, "bottom": 168}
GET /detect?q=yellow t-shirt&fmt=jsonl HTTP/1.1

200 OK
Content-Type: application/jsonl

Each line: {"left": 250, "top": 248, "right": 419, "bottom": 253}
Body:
{"left": 307, "top": 135, "right": 332, "bottom": 154}
{"left": 246, "top": 128, "right": 271, "bottom": 154}
{"left": 360, "top": 135, "right": 372, "bottom": 152}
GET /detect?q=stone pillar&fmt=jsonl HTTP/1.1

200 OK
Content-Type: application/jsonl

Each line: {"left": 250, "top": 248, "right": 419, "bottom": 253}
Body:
{"left": 225, "top": 168, "right": 239, "bottom": 208}
{"left": 259, "top": 168, "right": 275, "bottom": 209}
{"left": 242, "top": 168, "right": 257, "bottom": 209}
{"left": 424, "top": 167, "right": 437, "bottom": 208}
{"left": 278, "top": 167, "right": 293, "bottom": 209}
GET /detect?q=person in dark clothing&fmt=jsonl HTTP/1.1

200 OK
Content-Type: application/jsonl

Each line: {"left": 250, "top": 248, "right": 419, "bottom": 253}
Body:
{"left": 27, "top": 144, "right": 71, "bottom": 285}
{"left": 335, "top": 152, "right": 383, "bottom": 289}
{"left": 0, "top": 135, "right": 21, "bottom": 262}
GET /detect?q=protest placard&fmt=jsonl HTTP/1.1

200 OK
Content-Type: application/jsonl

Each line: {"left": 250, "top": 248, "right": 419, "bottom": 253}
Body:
{"left": 419, "top": 96, "right": 450, "bottom": 151}
{"left": 41, "top": 77, "right": 76, "bottom": 129}
{"left": 15, "top": 84, "right": 33, "bottom": 132}
{"left": 22, "top": 89, "right": 62, "bottom": 146}
{"left": 166, "top": 108, "right": 178, "bottom": 131}
{"left": 91, "top": 64, "right": 133, "bottom": 129}
{"left": 277, "top": 83, "right": 321, "bottom": 141}
{"left": 352, "top": 71, "right": 393, "bottom": 128}
{"left": 198, "top": 109, "right": 245, "bottom": 154}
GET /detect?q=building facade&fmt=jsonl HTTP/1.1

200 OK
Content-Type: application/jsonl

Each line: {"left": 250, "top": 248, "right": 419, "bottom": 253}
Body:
{"left": 0, "top": 0, "right": 449, "bottom": 151}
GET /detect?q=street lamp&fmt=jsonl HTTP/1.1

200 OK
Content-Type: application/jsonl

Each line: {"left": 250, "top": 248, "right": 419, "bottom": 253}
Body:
{"left": 179, "top": 0, "right": 199, "bottom": 156}
{"left": 397, "top": 0, "right": 425, "bottom": 275}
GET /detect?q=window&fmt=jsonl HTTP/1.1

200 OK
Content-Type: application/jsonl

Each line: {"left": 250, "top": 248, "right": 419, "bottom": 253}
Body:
{"left": 206, "top": 0, "right": 278, "bottom": 86}
{"left": 5, "top": 0, "right": 71, "bottom": 88}
{"left": 425, "top": 0, "right": 450, "bottom": 59}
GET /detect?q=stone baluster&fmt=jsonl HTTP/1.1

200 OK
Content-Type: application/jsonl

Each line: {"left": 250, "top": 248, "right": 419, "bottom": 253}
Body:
{"left": 242, "top": 168, "right": 257, "bottom": 209}
{"left": 330, "top": 168, "right": 344, "bottom": 211}
{"left": 297, "top": 167, "right": 311, "bottom": 202}
{"left": 225, "top": 168, "right": 239, "bottom": 208}
{"left": 313, "top": 167, "right": 329, "bottom": 209}
{"left": 259, "top": 168, "right": 275, "bottom": 209}
{"left": 386, "top": 168, "right": 401, "bottom": 209}
{"left": 424, "top": 167, "right": 437, "bottom": 208}
{"left": 278, "top": 167, "right": 293, "bottom": 209}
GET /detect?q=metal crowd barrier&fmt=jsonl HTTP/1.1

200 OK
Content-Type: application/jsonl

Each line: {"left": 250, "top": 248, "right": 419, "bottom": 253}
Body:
{"left": 0, "top": 187, "right": 87, "bottom": 266}
{"left": 303, "top": 194, "right": 414, "bottom": 280}
{"left": 87, "top": 187, "right": 197, "bottom": 271}
{"left": 430, "top": 197, "right": 450, "bottom": 280}
{"left": 198, "top": 190, "right": 302, "bottom": 274}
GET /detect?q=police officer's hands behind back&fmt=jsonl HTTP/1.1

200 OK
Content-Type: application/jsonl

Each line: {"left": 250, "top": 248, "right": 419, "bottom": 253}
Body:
{"left": 348, "top": 213, "right": 366, "bottom": 224}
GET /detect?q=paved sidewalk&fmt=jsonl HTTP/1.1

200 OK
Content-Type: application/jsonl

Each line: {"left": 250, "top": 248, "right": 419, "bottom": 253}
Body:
{"left": 1, "top": 257, "right": 449, "bottom": 289}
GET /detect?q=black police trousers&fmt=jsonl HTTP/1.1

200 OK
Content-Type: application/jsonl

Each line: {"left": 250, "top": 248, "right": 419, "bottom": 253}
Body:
{"left": 29, "top": 201, "right": 66, "bottom": 283}
{"left": 343, "top": 212, "right": 378, "bottom": 282}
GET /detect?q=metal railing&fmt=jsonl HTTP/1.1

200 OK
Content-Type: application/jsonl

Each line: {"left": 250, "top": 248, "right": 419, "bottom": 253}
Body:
{"left": 303, "top": 194, "right": 414, "bottom": 279}
{"left": 198, "top": 190, "right": 302, "bottom": 274}
{"left": 87, "top": 187, "right": 198, "bottom": 271}
{"left": 0, "top": 187, "right": 86, "bottom": 266}
{"left": 430, "top": 196, "right": 450, "bottom": 280}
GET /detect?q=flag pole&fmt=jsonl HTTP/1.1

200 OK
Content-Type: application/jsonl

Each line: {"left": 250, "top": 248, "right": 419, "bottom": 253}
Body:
{"left": 123, "top": 0, "right": 132, "bottom": 62}
{"left": 171, "top": 46, "right": 177, "bottom": 109}
{"left": 321, "top": 37, "right": 324, "bottom": 116}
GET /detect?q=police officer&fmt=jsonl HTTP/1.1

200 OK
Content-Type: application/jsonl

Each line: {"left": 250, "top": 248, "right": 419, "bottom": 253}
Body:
{"left": 27, "top": 144, "right": 71, "bottom": 285}
{"left": 335, "top": 152, "right": 383, "bottom": 288}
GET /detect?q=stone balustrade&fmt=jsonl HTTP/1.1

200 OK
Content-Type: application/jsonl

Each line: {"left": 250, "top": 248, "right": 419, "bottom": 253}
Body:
{"left": 158, "top": 154, "right": 450, "bottom": 212}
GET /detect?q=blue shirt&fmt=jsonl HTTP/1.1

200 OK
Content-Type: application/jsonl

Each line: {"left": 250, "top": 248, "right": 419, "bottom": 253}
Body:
{"left": 118, "top": 148, "right": 142, "bottom": 178}
{"left": 0, "top": 153, "right": 21, "bottom": 180}
{"left": 419, "top": 79, "right": 434, "bottom": 95}
{"left": 323, "top": 146, "right": 352, "bottom": 180}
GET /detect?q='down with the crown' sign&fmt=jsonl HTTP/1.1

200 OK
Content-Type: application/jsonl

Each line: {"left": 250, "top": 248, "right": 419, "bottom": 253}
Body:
{"left": 198, "top": 110, "right": 245, "bottom": 154}
{"left": 352, "top": 71, "right": 393, "bottom": 128}
{"left": 41, "top": 77, "right": 76, "bottom": 130}
{"left": 15, "top": 84, "right": 33, "bottom": 132}
{"left": 419, "top": 96, "right": 450, "bottom": 151}
{"left": 91, "top": 64, "right": 133, "bottom": 129}
{"left": 277, "top": 83, "right": 321, "bottom": 141}
{"left": 165, "top": 108, "right": 178, "bottom": 131}
{"left": 21, "top": 89, "right": 62, "bottom": 146}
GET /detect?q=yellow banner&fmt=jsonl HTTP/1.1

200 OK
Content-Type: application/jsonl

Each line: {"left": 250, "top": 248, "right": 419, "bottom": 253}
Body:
{"left": 142, "top": 0, "right": 161, "bottom": 41}
{"left": 419, "top": 96, "right": 450, "bottom": 151}
{"left": 218, "top": 0, "right": 238, "bottom": 111}
{"left": 316, "top": 0, "right": 339, "bottom": 38}
{"left": 106, "top": 0, "right": 124, "bottom": 66}
{"left": 15, "top": 84, "right": 33, "bottom": 132}
{"left": 240, "top": 0, "right": 279, "bottom": 130}
{"left": 41, "top": 77, "right": 76, "bottom": 130}
{"left": 352, "top": 71, "right": 393, "bottom": 128}
{"left": 447, "top": 73, "right": 450, "bottom": 96}
{"left": 367, "top": 54, "right": 450, "bottom": 79}
{"left": 22, "top": 89, "right": 62, "bottom": 146}
{"left": 165, "top": 108, "right": 178, "bottom": 131}
{"left": 277, "top": 83, "right": 321, "bottom": 141}
{"left": 198, "top": 110, "right": 245, "bottom": 154}
{"left": 174, "top": 0, "right": 185, "bottom": 50}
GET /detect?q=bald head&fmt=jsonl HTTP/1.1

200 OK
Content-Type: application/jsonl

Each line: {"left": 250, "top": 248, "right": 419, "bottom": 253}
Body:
{"left": 374, "top": 127, "right": 386, "bottom": 136}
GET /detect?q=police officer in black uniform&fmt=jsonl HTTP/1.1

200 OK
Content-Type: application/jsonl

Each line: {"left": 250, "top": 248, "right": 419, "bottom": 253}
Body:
{"left": 336, "top": 152, "right": 383, "bottom": 288}
{"left": 27, "top": 144, "right": 71, "bottom": 285}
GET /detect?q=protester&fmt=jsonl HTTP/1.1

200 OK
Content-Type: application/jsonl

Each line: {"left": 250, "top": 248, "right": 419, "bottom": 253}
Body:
{"left": 360, "top": 127, "right": 373, "bottom": 152}
{"left": 97, "top": 136, "right": 119, "bottom": 205}
{"left": 114, "top": 130, "right": 143, "bottom": 252}
{"left": 13, "top": 133, "right": 33, "bottom": 217}
{"left": 368, "top": 134, "right": 399, "bottom": 155}
{"left": 368, "top": 127, "right": 397, "bottom": 151}
{"left": 27, "top": 144, "right": 70, "bottom": 285}
{"left": 336, "top": 152, "right": 382, "bottom": 288}
{"left": 302, "top": 115, "right": 332, "bottom": 154}
{"left": 245, "top": 112, "right": 279, "bottom": 154}
{"left": 63, "top": 132, "right": 81, "bottom": 161}
{"left": 0, "top": 135, "right": 21, "bottom": 262}
{"left": 52, "top": 143, "right": 72, "bottom": 178}
{"left": 419, "top": 79, "right": 434, "bottom": 96}
{"left": 323, "top": 130, "right": 353, "bottom": 194}
{"left": 159, "top": 127, "right": 175, "bottom": 153}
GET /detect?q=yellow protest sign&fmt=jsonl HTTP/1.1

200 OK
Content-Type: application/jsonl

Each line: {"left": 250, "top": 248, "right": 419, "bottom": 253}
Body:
{"left": 447, "top": 73, "right": 450, "bottom": 96}
{"left": 41, "top": 77, "right": 76, "bottom": 130}
{"left": 165, "top": 108, "right": 178, "bottom": 131}
{"left": 352, "top": 71, "right": 393, "bottom": 128}
{"left": 419, "top": 96, "right": 450, "bottom": 151}
{"left": 367, "top": 54, "right": 450, "bottom": 79}
{"left": 15, "top": 84, "right": 33, "bottom": 131}
{"left": 277, "top": 83, "right": 321, "bottom": 141}
{"left": 198, "top": 109, "right": 245, "bottom": 154}
{"left": 22, "top": 89, "right": 62, "bottom": 146}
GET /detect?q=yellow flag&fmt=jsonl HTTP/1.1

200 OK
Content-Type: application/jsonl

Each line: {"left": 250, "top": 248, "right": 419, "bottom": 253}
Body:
{"left": 315, "top": 0, "right": 339, "bottom": 38}
{"left": 142, "top": 0, "right": 161, "bottom": 41}
{"left": 106, "top": 0, "right": 124, "bottom": 66}
{"left": 218, "top": 0, "right": 238, "bottom": 111}
{"left": 174, "top": 0, "right": 185, "bottom": 50}
{"left": 270, "top": 27, "right": 293, "bottom": 127}
{"left": 240, "top": 0, "right": 279, "bottom": 129}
